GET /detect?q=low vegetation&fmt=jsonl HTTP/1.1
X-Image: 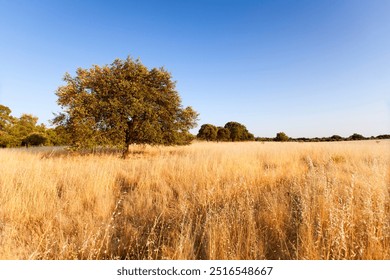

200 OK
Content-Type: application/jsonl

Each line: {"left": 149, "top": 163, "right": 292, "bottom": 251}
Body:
{"left": 0, "top": 141, "right": 388, "bottom": 259}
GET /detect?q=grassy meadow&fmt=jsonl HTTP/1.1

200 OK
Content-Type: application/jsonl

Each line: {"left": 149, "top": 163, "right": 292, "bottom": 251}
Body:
{"left": 0, "top": 141, "right": 389, "bottom": 259}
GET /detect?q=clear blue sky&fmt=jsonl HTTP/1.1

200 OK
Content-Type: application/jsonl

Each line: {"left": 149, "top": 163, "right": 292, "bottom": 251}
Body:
{"left": 0, "top": 0, "right": 389, "bottom": 138}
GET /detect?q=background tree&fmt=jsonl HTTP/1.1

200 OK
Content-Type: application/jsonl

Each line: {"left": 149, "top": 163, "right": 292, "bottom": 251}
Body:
{"left": 349, "top": 133, "right": 365, "bottom": 141}
{"left": 375, "top": 134, "right": 390, "bottom": 140}
{"left": 216, "top": 127, "right": 230, "bottom": 142}
{"left": 197, "top": 124, "right": 218, "bottom": 141}
{"left": 246, "top": 132, "right": 255, "bottom": 141}
{"left": 224, "top": 121, "right": 254, "bottom": 141}
{"left": 330, "top": 135, "right": 343, "bottom": 141}
{"left": 0, "top": 104, "right": 14, "bottom": 131}
{"left": 22, "top": 133, "right": 48, "bottom": 147}
{"left": 45, "top": 126, "right": 72, "bottom": 146}
{"left": 275, "top": 132, "right": 289, "bottom": 142}
{"left": 0, "top": 104, "right": 60, "bottom": 147}
{"left": 0, "top": 131, "right": 14, "bottom": 148}
{"left": 0, "top": 104, "right": 16, "bottom": 147}
{"left": 53, "top": 57, "right": 198, "bottom": 151}
{"left": 11, "top": 114, "right": 39, "bottom": 138}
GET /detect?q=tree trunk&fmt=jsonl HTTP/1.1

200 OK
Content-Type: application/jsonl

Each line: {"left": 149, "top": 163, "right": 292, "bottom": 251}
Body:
{"left": 121, "top": 120, "right": 134, "bottom": 158}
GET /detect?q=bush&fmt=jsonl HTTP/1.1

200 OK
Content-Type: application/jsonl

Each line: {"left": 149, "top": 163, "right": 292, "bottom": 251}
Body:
{"left": 349, "top": 133, "right": 365, "bottom": 141}
{"left": 22, "top": 133, "right": 48, "bottom": 147}
{"left": 197, "top": 124, "right": 218, "bottom": 141}
{"left": 330, "top": 135, "right": 343, "bottom": 141}
{"left": 216, "top": 127, "right": 231, "bottom": 142}
{"left": 275, "top": 132, "right": 289, "bottom": 142}
{"left": 224, "top": 121, "right": 254, "bottom": 142}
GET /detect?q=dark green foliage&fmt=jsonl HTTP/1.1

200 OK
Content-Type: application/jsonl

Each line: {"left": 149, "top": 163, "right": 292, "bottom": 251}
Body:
{"left": 255, "top": 137, "right": 274, "bottom": 142}
{"left": 349, "top": 133, "right": 366, "bottom": 140}
{"left": 45, "top": 126, "right": 72, "bottom": 146}
{"left": 0, "top": 105, "right": 14, "bottom": 147}
{"left": 288, "top": 134, "right": 390, "bottom": 142}
{"left": 22, "top": 133, "right": 48, "bottom": 147}
{"left": 0, "top": 104, "right": 70, "bottom": 147}
{"left": 0, "top": 104, "right": 14, "bottom": 131}
{"left": 10, "top": 114, "right": 39, "bottom": 139}
{"left": 216, "top": 127, "right": 230, "bottom": 142}
{"left": 330, "top": 135, "right": 343, "bottom": 141}
{"left": 375, "top": 134, "right": 390, "bottom": 139}
{"left": 0, "top": 131, "right": 14, "bottom": 147}
{"left": 197, "top": 121, "right": 254, "bottom": 142}
{"left": 53, "top": 57, "right": 198, "bottom": 150}
{"left": 0, "top": 106, "right": 41, "bottom": 147}
{"left": 175, "top": 131, "right": 196, "bottom": 145}
{"left": 246, "top": 132, "right": 255, "bottom": 141}
{"left": 275, "top": 132, "right": 289, "bottom": 142}
{"left": 224, "top": 121, "right": 254, "bottom": 141}
{"left": 197, "top": 124, "right": 218, "bottom": 141}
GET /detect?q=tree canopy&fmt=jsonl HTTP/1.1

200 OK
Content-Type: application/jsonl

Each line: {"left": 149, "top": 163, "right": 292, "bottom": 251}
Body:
{"left": 197, "top": 124, "right": 218, "bottom": 141}
{"left": 224, "top": 121, "right": 254, "bottom": 141}
{"left": 53, "top": 57, "right": 198, "bottom": 150}
{"left": 22, "top": 133, "right": 48, "bottom": 147}
{"left": 349, "top": 133, "right": 365, "bottom": 141}
{"left": 216, "top": 127, "right": 230, "bottom": 142}
{"left": 275, "top": 132, "right": 289, "bottom": 142}
{"left": 197, "top": 121, "right": 254, "bottom": 142}
{"left": 0, "top": 104, "right": 13, "bottom": 131}
{"left": 0, "top": 104, "right": 64, "bottom": 147}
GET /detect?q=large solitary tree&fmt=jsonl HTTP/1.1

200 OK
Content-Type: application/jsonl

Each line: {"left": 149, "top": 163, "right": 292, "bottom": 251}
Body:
{"left": 53, "top": 57, "right": 198, "bottom": 151}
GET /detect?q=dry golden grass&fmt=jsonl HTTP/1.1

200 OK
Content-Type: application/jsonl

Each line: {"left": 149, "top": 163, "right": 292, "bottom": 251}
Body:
{"left": 0, "top": 141, "right": 389, "bottom": 259}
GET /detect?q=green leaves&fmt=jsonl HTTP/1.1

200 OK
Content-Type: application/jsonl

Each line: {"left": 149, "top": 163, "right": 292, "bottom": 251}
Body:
{"left": 0, "top": 105, "right": 57, "bottom": 147}
{"left": 0, "top": 104, "right": 14, "bottom": 131}
{"left": 224, "top": 121, "right": 254, "bottom": 141}
{"left": 22, "top": 133, "right": 48, "bottom": 147}
{"left": 217, "top": 127, "right": 230, "bottom": 141}
{"left": 275, "top": 132, "right": 289, "bottom": 142}
{"left": 197, "top": 124, "right": 218, "bottom": 141}
{"left": 197, "top": 122, "right": 254, "bottom": 142}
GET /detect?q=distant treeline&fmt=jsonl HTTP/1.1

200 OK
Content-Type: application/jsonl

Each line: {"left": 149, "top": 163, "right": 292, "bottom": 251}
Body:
{"left": 255, "top": 133, "right": 390, "bottom": 142}
{"left": 0, "top": 104, "right": 70, "bottom": 148}
{"left": 197, "top": 122, "right": 390, "bottom": 143}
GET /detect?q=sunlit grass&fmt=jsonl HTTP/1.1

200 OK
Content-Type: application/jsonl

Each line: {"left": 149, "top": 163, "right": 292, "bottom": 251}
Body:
{"left": 0, "top": 141, "right": 389, "bottom": 259}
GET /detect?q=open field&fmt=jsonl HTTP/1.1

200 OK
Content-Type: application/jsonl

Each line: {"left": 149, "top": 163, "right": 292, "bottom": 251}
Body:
{"left": 0, "top": 141, "right": 389, "bottom": 259}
